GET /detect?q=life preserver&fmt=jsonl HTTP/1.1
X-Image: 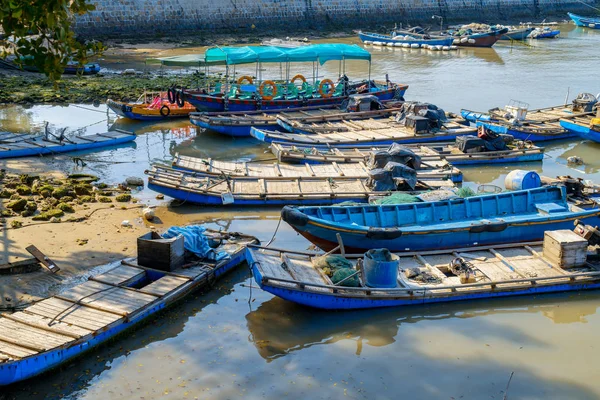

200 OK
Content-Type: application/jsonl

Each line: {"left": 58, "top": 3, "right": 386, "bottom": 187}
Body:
{"left": 176, "top": 90, "right": 185, "bottom": 108}
{"left": 291, "top": 74, "right": 306, "bottom": 86}
{"left": 160, "top": 105, "right": 171, "bottom": 117}
{"left": 259, "top": 80, "right": 277, "bottom": 100}
{"left": 319, "top": 79, "right": 335, "bottom": 98}
{"left": 167, "top": 88, "right": 176, "bottom": 104}
{"left": 237, "top": 76, "right": 253, "bottom": 85}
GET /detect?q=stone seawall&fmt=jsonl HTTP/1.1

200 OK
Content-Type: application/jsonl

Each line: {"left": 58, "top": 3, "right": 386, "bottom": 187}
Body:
{"left": 73, "top": 0, "right": 600, "bottom": 37}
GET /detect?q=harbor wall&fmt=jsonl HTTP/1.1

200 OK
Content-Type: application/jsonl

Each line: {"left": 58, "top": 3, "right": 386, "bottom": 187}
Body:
{"left": 73, "top": 0, "right": 600, "bottom": 37}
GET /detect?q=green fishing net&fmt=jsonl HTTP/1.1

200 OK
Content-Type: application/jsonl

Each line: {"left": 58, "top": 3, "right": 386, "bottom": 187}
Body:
{"left": 456, "top": 187, "right": 476, "bottom": 198}
{"left": 372, "top": 193, "right": 420, "bottom": 205}
{"left": 331, "top": 268, "right": 361, "bottom": 287}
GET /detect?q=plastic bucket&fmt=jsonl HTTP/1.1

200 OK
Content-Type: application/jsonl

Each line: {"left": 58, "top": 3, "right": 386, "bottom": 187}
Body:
{"left": 504, "top": 170, "right": 541, "bottom": 191}
{"left": 363, "top": 249, "right": 399, "bottom": 288}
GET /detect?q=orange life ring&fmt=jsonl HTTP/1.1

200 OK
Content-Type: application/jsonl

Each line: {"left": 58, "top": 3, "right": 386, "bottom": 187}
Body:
{"left": 237, "top": 75, "right": 254, "bottom": 85}
{"left": 259, "top": 80, "right": 277, "bottom": 100}
{"left": 291, "top": 74, "right": 307, "bottom": 85}
{"left": 319, "top": 79, "right": 335, "bottom": 98}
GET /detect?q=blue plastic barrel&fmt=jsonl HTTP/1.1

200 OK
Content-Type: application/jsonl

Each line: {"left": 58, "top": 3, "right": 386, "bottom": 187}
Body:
{"left": 363, "top": 249, "right": 399, "bottom": 288}
{"left": 504, "top": 170, "right": 542, "bottom": 191}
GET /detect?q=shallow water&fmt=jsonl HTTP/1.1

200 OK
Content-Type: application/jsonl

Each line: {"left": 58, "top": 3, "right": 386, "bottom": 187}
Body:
{"left": 2, "top": 24, "right": 600, "bottom": 399}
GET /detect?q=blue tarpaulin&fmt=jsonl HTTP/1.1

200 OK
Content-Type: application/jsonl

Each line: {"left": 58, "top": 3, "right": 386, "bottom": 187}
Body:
{"left": 162, "top": 225, "right": 228, "bottom": 261}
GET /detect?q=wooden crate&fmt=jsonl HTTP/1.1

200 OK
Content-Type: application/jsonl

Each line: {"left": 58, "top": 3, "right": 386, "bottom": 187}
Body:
{"left": 542, "top": 230, "right": 588, "bottom": 268}
{"left": 137, "top": 232, "right": 185, "bottom": 271}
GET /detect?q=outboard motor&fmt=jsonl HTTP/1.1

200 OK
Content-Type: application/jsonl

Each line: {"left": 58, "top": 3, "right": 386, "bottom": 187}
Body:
{"left": 572, "top": 93, "right": 598, "bottom": 113}
{"left": 574, "top": 220, "right": 600, "bottom": 247}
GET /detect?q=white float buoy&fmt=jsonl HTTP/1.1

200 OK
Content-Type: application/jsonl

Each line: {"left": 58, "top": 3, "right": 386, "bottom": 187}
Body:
{"left": 468, "top": 39, "right": 476, "bottom": 44}
{"left": 442, "top": 46, "right": 450, "bottom": 51}
{"left": 373, "top": 41, "right": 383, "bottom": 46}
{"left": 450, "top": 45, "right": 458, "bottom": 50}
{"left": 422, "top": 44, "right": 430, "bottom": 49}
{"left": 453, "top": 39, "right": 460, "bottom": 45}
{"left": 364, "top": 40, "right": 373, "bottom": 45}
{"left": 402, "top": 43, "right": 410, "bottom": 48}
{"left": 460, "top": 37, "right": 468, "bottom": 43}
{"left": 394, "top": 42, "right": 403, "bottom": 47}
{"left": 410, "top": 43, "right": 420, "bottom": 49}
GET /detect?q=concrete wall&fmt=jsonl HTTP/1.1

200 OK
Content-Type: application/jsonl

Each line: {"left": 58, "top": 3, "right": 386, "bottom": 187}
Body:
{"left": 73, "top": 0, "right": 600, "bottom": 37}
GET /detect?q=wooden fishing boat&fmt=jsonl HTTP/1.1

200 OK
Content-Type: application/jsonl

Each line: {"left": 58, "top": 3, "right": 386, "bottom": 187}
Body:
{"left": 0, "top": 230, "right": 258, "bottom": 385}
{"left": 442, "top": 27, "right": 509, "bottom": 47}
{"left": 63, "top": 61, "right": 101, "bottom": 75}
{"left": 251, "top": 119, "right": 475, "bottom": 147}
{"left": 270, "top": 141, "right": 544, "bottom": 165}
{"left": 247, "top": 223, "right": 600, "bottom": 310}
{"left": 0, "top": 130, "right": 135, "bottom": 159}
{"left": 358, "top": 31, "right": 454, "bottom": 47}
{"left": 176, "top": 44, "right": 407, "bottom": 112}
{"left": 568, "top": 12, "right": 600, "bottom": 29}
{"left": 280, "top": 186, "right": 600, "bottom": 252}
{"left": 560, "top": 115, "right": 600, "bottom": 143}
{"left": 499, "top": 27, "right": 535, "bottom": 40}
{"left": 190, "top": 95, "right": 401, "bottom": 137}
{"left": 461, "top": 100, "right": 598, "bottom": 141}
{"left": 107, "top": 92, "right": 196, "bottom": 121}
{"left": 528, "top": 27, "right": 560, "bottom": 39}
{"left": 171, "top": 154, "right": 463, "bottom": 183}
{"left": 145, "top": 166, "right": 455, "bottom": 206}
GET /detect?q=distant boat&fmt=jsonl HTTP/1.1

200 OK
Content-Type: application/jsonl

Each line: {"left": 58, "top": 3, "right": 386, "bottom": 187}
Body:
{"left": 107, "top": 91, "right": 196, "bottom": 121}
{"left": 568, "top": 12, "right": 600, "bottom": 29}
{"left": 528, "top": 27, "right": 561, "bottom": 39}
{"left": 358, "top": 31, "right": 454, "bottom": 47}
{"left": 440, "top": 27, "right": 509, "bottom": 48}
{"left": 560, "top": 115, "right": 600, "bottom": 143}
{"left": 0, "top": 130, "right": 135, "bottom": 159}
{"left": 499, "top": 27, "right": 536, "bottom": 40}
{"left": 261, "top": 38, "right": 310, "bottom": 48}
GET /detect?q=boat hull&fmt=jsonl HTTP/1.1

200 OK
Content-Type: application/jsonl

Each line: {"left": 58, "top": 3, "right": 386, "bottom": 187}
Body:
{"left": 358, "top": 32, "right": 453, "bottom": 46}
{"left": 107, "top": 99, "right": 193, "bottom": 121}
{"left": 184, "top": 86, "right": 405, "bottom": 112}
{"left": 190, "top": 117, "right": 274, "bottom": 137}
{"left": 451, "top": 28, "right": 509, "bottom": 48}
{"left": 499, "top": 28, "right": 535, "bottom": 40}
{"left": 569, "top": 12, "right": 600, "bottom": 29}
{"left": 560, "top": 119, "right": 600, "bottom": 142}
{"left": 477, "top": 121, "right": 577, "bottom": 142}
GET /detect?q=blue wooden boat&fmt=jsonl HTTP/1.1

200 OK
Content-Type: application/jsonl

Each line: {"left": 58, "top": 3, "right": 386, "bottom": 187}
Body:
{"left": 440, "top": 27, "right": 509, "bottom": 47}
{"left": 358, "top": 31, "right": 454, "bottom": 47}
{"left": 280, "top": 186, "right": 600, "bottom": 252}
{"left": 568, "top": 12, "right": 600, "bottom": 29}
{"left": 0, "top": 130, "right": 136, "bottom": 159}
{"left": 0, "top": 230, "right": 258, "bottom": 385}
{"left": 529, "top": 28, "right": 561, "bottom": 39}
{"left": 247, "top": 224, "right": 600, "bottom": 310}
{"left": 560, "top": 116, "right": 600, "bottom": 143}
{"left": 63, "top": 62, "right": 101, "bottom": 75}
{"left": 499, "top": 27, "right": 535, "bottom": 40}
{"left": 177, "top": 44, "right": 406, "bottom": 112}
{"left": 270, "top": 141, "right": 545, "bottom": 165}
{"left": 145, "top": 166, "right": 456, "bottom": 206}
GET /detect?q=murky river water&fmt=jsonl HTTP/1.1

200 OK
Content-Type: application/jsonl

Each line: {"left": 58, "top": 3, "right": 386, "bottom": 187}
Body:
{"left": 2, "top": 23, "right": 600, "bottom": 399}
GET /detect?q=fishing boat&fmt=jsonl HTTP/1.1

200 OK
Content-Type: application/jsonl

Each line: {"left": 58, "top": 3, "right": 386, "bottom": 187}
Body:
{"left": 499, "top": 27, "right": 535, "bottom": 40}
{"left": 0, "top": 130, "right": 135, "bottom": 159}
{"left": 528, "top": 27, "right": 561, "bottom": 39}
{"left": 171, "top": 154, "right": 464, "bottom": 183}
{"left": 260, "top": 37, "right": 310, "bottom": 48}
{"left": 442, "top": 27, "right": 509, "bottom": 47}
{"left": 63, "top": 61, "right": 101, "bottom": 75}
{"left": 145, "top": 165, "right": 455, "bottom": 206}
{"left": 174, "top": 44, "right": 407, "bottom": 112}
{"left": 247, "top": 222, "right": 600, "bottom": 310}
{"left": 270, "top": 141, "right": 544, "bottom": 165}
{"left": 280, "top": 186, "right": 600, "bottom": 252}
{"left": 568, "top": 12, "right": 600, "bottom": 29}
{"left": 107, "top": 91, "right": 196, "bottom": 121}
{"left": 251, "top": 116, "right": 475, "bottom": 146}
{"left": 0, "top": 229, "right": 258, "bottom": 385}
{"left": 190, "top": 95, "right": 401, "bottom": 137}
{"left": 358, "top": 30, "right": 454, "bottom": 47}
{"left": 461, "top": 96, "right": 598, "bottom": 141}
{"left": 560, "top": 115, "right": 600, "bottom": 143}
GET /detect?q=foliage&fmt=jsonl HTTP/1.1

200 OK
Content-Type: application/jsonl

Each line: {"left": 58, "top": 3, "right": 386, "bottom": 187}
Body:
{"left": 0, "top": 0, "right": 104, "bottom": 82}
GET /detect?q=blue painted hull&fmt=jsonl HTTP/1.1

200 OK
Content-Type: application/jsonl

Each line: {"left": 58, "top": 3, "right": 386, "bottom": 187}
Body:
{"left": 190, "top": 118, "right": 273, "bottom": 137}
{"left": 569, "top": 12, "right": 600, "bottom": 29}
{"left": 147, "top": 182, "right": 370, "bottom": 206}
{"left": 476, "top": 121, "right": 577, "bottom": 142}
{"left": 532, "top": 30, "right": 560, "bottom": 39}
{"left": 0, "top": 134, "right": 136, "bottom": 159}
{"left": 250, "top": 127, "right": 471, "bottom": 147}
{"left": 461, "top": 109, "right": 492, "bottom": 123}
{"left": 499, "top": 28, "right": 535, "bottom": 40}
{"left": 0, "top": 250, "right": 247, "bottom": 386}
{"left": 250, "top": 260, "right": 600, "bottom": 309}
{"left": 358, "top": 32, "right": 454, "bottom": 46}
{"left": 560, "top": 119, "right": 600, "bottom": 142}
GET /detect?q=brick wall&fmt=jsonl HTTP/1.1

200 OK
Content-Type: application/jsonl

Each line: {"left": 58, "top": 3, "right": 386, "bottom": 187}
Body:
{"left": 72, "top": 0, "right": 600, "bottom": 37}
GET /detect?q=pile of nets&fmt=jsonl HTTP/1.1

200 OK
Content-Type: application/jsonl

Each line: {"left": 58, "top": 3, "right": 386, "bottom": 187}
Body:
{"left": 312, "top": 254, "right": 360, "bottom": 287}
{"left": 371, "top": 192, "right": 420, "bottom": 205}
{"left": 162, "top": 225, "right": 228, "bottom": 260}
{"left": 456, "top": 187, "right": 476, "bottom": 198}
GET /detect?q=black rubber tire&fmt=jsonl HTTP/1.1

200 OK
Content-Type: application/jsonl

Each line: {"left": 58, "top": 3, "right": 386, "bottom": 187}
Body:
{"left": 160, "top": 105, "right": 171, "bottom": 117}
{"left": 281, "top": 206, "right": 308, "bottom": 227}
{"left": 167, "top": 88, "right": 176, "bottom": 104}
{"left": 176, "top": 90, "right": 185, "bottom": 108}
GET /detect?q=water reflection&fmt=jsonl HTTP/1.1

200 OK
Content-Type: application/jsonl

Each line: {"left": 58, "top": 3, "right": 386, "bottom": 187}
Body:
{"left": 246, "top": 291, "right": 600, "bottom": 361}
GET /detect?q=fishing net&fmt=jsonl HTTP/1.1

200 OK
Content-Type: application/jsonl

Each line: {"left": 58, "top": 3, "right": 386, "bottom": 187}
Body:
{"left": 331, "top": 268, "right": 361, "bottom": 287}
{"left": 456, "top": 187, "right": 476, "bottom": 198}
{"left": 312, "top": 254, "right": 353, "bottom": 276}
{"left": 372, "top": 193, "right": 420, "bottom": 205}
